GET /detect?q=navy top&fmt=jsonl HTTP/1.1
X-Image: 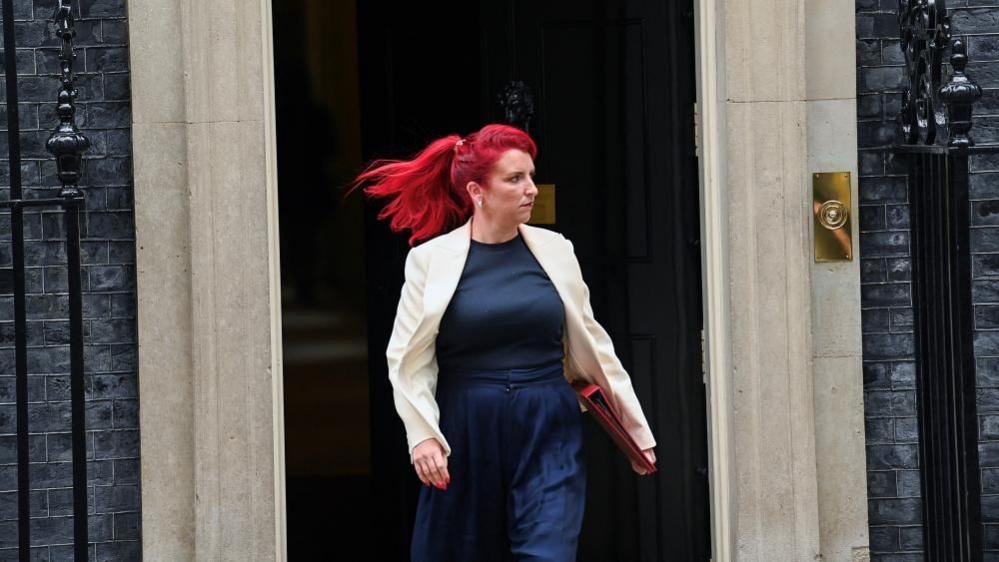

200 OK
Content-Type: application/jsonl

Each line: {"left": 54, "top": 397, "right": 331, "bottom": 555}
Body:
{"left": 435, "top": 232, "right": 566, "bottom": 373}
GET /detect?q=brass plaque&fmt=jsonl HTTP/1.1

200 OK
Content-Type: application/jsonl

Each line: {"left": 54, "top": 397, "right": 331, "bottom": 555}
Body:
{"left": 813, "top": 172, "right": 853, "bottom": 262}
{"left": 528, "top": 184, "right": 556, "bottom": 224}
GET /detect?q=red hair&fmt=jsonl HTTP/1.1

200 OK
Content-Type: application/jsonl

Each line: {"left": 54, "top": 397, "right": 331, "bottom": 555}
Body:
{"left": 345, "top": 123, "right": 538, "bottom": 247}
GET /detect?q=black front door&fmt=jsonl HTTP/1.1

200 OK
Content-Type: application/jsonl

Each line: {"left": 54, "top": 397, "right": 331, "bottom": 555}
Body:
{"left": 359, "top": 1, "right": 708, "bottom": 560}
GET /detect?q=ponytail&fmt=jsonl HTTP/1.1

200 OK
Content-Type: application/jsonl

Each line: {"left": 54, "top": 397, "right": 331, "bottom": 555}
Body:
{"left": 346, "top": 124, "right": 538, "bottom": 247}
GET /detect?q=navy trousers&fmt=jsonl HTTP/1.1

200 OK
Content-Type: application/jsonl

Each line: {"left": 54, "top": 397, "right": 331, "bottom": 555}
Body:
{"left": 410, "top": 359, "right": 587, "bottom": 562}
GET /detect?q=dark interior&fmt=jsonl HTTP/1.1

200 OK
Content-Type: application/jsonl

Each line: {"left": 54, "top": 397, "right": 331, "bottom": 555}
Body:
{"left": 273, "top": 0, "right": 709, "bottom": 559}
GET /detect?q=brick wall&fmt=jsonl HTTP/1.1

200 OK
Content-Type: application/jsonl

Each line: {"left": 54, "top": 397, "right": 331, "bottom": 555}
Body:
{"left": 858, "top": 3, "right": 922, "bottom": 560}
{"left": 0, "top": 0, "right": 140, "bottom": 559}
{"left": 859, "top": 1, "right": 999, "bottom": 559}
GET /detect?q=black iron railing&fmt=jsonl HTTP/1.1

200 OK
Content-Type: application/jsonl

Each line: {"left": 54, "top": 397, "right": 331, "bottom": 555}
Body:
{"left": 1, "top": 0, "right": 90, "bottom": 559}
{"left": 895, "top": 1, "right": 989, "bottom": 559}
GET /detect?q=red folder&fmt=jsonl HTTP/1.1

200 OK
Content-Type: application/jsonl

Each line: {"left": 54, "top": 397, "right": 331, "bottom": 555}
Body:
{"left": 571, "top": 380, "right": 657, "bottom": 474}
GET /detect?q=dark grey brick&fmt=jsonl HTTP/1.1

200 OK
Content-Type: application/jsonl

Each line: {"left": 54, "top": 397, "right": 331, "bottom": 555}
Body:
{"left": 94, "top": 484, "right": 137, "bottom": 513}
{"left": 894, "top": 416, "right": 918, "bottom": 443}
{"left": 882, "top": 40, "right": 905, "bottom": 65}
{"left": 112, "top": 458, "right": 137, "bottom": 485}
{"left": 100, "top": 21, "right": 129, "bottom": 45}
{"left": 93, "top": 430, "right": 137, "bottom": 459}
{"left": 113, "top": 511, "right": 139, "bottom": 540}
{"left": 972, "top": 172, "right": 999, "bottom": 200}
{"left": 859, "top": 95, "right": 883, "bottom": 119}
{"left": 867, "top": 417, "right": 894, "bottom": 443}
{"left": 975, "top": 200, "right": 999, "bottom": 227}
{"left": 983, "top": 414, "right": 999, "bottom": 440}
{"left": 885, "top": 204, "right": 909, "bottom": 229}
{"left": 898, "top": 526, "right": 923, "bottom": 551}
{"left": 890, "top": 360, "right": 916, "bottom": 384}
{"left": 864, "top": 308, "right": 891, "bottom": 332}
{"left": 28, "top": 462, "right": 72, "bottom": 489}
{"left": 891, "top": 391, "right": 916, "bottom": 417}
{"left": 979, "top": 331, "right": 999, "bottom": 355}
{"left": 859, "top": 66, "right": 906, "bottom": 94}
{"left": 975, "top": 227, "right": 999, "bottom": 253}
{"left": 85, "top": 212, "right": 132, "bottom": 240}
{"left": 986, "top": 494, "right": 999, "bottom": 523}
{"left": 983, "top": 357, "right": 999, "bottom": 387}
{"left": 95, "top": 540, "right": 140, "bottom": 562}
{"left": 858, "top": 39, "right": 882, "bottom": 66}
{"left": 890, "top": 308, "right": 913, "bottom": 332}
{"left": 103, "top": 74, "right": 130, "bottom": 103}
{"left": 976, "top": 280, "right": 999, "bottom": 302}
{"left": 862, "top": 283, "right": 910, "bottom": 307}
{"left": 0, "top": 434, "right": 44, "bottom": 464}
{"left": 859, "top": 119, "right": 901, "bottom": 147}
{"left": 868, "top": 444, "right": 919, "bottom": 469}
{"left": 85, "top": 48, "right": 128, "bottom": 73}
{"left": 987, "top": 523, "right": 999, "bottom": 550}
{"left": 862, "top": 258, "right": 888, "bottom": 283}
{"left": 108, "top": 344, "right": 134, "bottom": 371}
{"left": 111, "top": 399, "right": 135, "bottom": 429}
{"left": 869, "top": 470, "right": 897, "bottom": 497}
{"left": 869, "top": 498, "right": 923, "bottom": 524}
{"left": 897, "top": 469, "right": 921, "bottom": 497}
{"left": 27, "top": 402, "right": 70, "bottom": 433}
{"left": 982, "top": 388, "right": 999, "bottom": 414}
{"left": 88, "top": 399, "right": 114, "bottom": 430}
{"left": 972, "top": 151, "right": 999, "bottom": 173}
{"left": 865, "top": 361, "right": 894, "bottom": 390}
{"left": 78, "top": 0, "right": 128, "bottom": 19}
{"left": 30, "top": 516, "right": 72, "bottom": 547}
{"left": 861, "top": 204, "right": 887, "bottom": 231}
{"left": 981, "top": 305, "right": 999, "bottom": 329}
{"left": 861, "top": 231, "right": 910, "bottom": 257}
{"left": 90, "top": 513, "right": 114, "bottom": 543}
{"left": 870, "top": 525, "right": 899, "bottom": 553}
{"left": 864, "top": 333, "right": 915, "bottom": 360}
{"left": 951, "top": 8, "right": 999, "bottom": 35}
{"left": 860, "top": 176, "right": 908, "bottom": 203}
{"left": 90, "top": 374, "right": 136, "bottom": 400}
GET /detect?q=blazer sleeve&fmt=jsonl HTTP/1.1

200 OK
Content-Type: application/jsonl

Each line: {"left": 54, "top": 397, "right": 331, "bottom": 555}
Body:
{"left": 564, "top": 237, "right": 658, "bottom": 451}
{"left": 386, "top": 247, "right": 452, "bottom": 464}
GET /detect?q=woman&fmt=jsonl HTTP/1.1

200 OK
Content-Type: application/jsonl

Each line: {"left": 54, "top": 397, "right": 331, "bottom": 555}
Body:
{"left": 349, "top": 124, "right": 657, "bottom": 561}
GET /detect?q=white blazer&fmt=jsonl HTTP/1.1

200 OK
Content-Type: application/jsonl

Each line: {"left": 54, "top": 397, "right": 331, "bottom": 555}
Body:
{"left": 387, "top": 216, "right": 657, "bottom": 464}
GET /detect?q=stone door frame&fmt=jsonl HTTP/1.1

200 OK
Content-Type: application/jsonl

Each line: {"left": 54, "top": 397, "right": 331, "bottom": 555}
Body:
{"left": 126, "top": 0, "right": 868, "bottom": 559}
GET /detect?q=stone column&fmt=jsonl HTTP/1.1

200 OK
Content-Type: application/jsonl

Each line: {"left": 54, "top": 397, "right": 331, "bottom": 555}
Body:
{"left": 128, "top": 0, "right": 286, "bottom": 559}
{"left": 724, "top": 0, "right": 822, "bottom": 558}
{"left": 698, "top": 0, "right": 868, "bottom": 559}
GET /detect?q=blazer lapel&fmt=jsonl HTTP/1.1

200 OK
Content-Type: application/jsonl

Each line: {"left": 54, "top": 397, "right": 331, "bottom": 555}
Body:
{"left": 421, "top": 218, "right": 471, "bottom": 322}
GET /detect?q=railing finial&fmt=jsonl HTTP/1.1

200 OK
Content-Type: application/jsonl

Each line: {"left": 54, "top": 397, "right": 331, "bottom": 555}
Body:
{"left": 939, "top": 39, "right": 982, "bottom": 149}
{"left": 45, "top": 0, "right": 90, "bottom": 199}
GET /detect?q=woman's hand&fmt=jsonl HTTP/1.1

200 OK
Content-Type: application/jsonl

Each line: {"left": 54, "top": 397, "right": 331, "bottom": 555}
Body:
{"left": 631, "top": 447, "right": 657, "bottom": 476}
{"left": 413, "top": 438, "right": 451, "bottom": 490}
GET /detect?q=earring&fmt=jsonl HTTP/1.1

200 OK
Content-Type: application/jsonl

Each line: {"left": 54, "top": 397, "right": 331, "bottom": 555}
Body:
{"left": 477, "top": 199, "right": 483, "bottom": 208}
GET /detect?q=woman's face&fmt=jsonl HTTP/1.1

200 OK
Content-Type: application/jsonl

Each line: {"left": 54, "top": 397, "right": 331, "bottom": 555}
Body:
{"left": 474, "top": 148, "right": 538, "bottom": 225}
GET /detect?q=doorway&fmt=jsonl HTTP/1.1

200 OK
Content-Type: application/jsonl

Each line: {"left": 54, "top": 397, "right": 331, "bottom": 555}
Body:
{"left": 274, "top": 0, "right": 709, "bottom": 559}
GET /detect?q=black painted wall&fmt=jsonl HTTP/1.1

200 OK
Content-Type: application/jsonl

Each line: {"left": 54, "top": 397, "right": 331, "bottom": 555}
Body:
{"left": 859, "top": 1, "right": 999, "bottom": 560}
{"left": 0, "top": 0, "right": 140, "bottom": 559}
